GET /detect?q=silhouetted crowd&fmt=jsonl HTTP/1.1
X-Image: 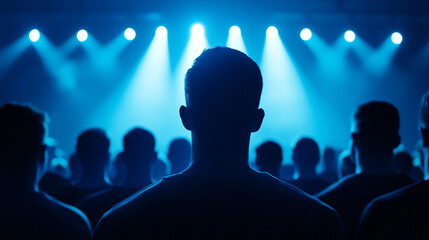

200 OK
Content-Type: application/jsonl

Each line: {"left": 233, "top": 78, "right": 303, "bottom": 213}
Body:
{"left": 0, "top": 47, "right": 428, "bottom": 239}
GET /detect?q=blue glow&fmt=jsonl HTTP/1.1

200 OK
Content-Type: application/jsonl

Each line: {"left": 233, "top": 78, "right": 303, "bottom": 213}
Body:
{"left": 191, "top": 24, "right": 205, "bottom": 36}
{"left": 344, "top": 30, "right": 355, "bottom": 43}
{"left": 300, "top": 28, "right": 312, "bottom": 41}
{"left": 156, "top": 26, "right": 168, "bottom": 37}
{"left": 226, "top": 26, "right": 247, "bottom": 54}
{"left": 391, "top": 32, "right": 403, "bottom": 45}
{"left": 266, "top": 26, "right": 278, "bottom": 36}
{"left": 29, "top": 29, "right": 40, "bottom": 42}
{"left": 124, "top": 28, "right": 136, "bottom": 41}
{"left": 77, "top": 29, "right": 88, "bottom": 42}
{"left": 0, "top": 36, "right": 29, "bottom": 78}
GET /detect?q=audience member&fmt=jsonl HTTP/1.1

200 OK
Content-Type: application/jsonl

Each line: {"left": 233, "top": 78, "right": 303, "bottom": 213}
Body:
{"left": 357, "top": 91, "right": 429, "bottom": 240}
{"left": 55, "top": 128, "right": 111, "bottom": 205}
{"left": 78, "top": 127, "right": 156, "bottom": 228}
{"left": 393, "top": 150, "right": 417, "bottom": 182}
{"left": 279, "top": 163, "right": 296, "bottom": 181}
{"left": 151, "top": 157, "right": 168, "bottom": 181}
{"left": 0, "top": 103, "right": 91, "bottom": 239}
{"left": 255, "top": 140, "right": 283, "bottom": 178}
{"left": 93, "top": 47, "right": 345, "bottom": 239}
{"left": 337, "top": 151, "right": 356, "bottom": 179}
{"left": 167, "top": 138, "right": 192, "bottom": 174}
{"left": 317, "top": 101, "right": 414, "bottom": 238}
{"left": 289, "top": 137, "right": 330, "bottom": 194}
{"left": 320, "top": 147, "right": 339, "bottom": 184}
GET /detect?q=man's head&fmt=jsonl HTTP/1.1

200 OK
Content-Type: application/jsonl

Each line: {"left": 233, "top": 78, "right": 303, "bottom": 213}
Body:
{"left": 420, "top": 91, "right": 429, "bottom": 148}
{"left": 76, "top": 128, "right": 110, "bottom": 172}
{"left": 180, "top": 47, "right": 264, "bottom": 138}
{"left": 122, "top": 127, "right": 156, "bottom": 168}
{"left": 167, "top": 138, "right": 191, "bottom": 173}
{"left": 292, "top": 137, "right": 320, "bottom": 172}
{"left": 255, "top": 141, "right": 283, "bottom": 176}
{"left": 351, "top": 101, "right": 401, "bottom": 153}
{"left": 0, "top": 103, "right": 49, "bottom": 174}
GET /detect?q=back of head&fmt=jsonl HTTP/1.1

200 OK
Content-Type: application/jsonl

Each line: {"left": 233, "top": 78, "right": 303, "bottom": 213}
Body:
{"left": 167, "top": 138, "right": 191, "bottom": 172}
{"left": 122, "top": 127, "right": 156, "bottom": 166}
{"left": 292, "top": 137, "right": 320, "bottom": 170}
{"left": 184, "top": 47, "right": 263, "bottom": 135}
{"left": 353, "top": 101, "right": 400, "bottom": 151}
{"left": 76, "top": 128, "right": 110, "bottom": 170}
{"left": 323, "top": 147, "right": 337, "bottom": 171}
{"left": 0, "top": 103, "right": 48, "bottom": 174}
{"left": 255, "top": 141, "right": 283, "bottom": 174}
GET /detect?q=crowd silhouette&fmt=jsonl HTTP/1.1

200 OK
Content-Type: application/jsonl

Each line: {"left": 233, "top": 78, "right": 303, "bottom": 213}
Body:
{"left": 0, "top": 46, "right": 428, "bottom": 239}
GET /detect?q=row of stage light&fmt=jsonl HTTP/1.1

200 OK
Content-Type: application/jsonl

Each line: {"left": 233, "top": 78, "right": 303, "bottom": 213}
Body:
{"left": 27, "top": 24, "right": 404, "bottom": 45}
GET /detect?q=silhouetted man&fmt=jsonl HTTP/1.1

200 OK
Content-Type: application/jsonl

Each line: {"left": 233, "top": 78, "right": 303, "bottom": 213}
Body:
{"left": 167, "top": 138, "right": 192, "bottom": 174}
{"left": 289, "top": 137, "right": 330, "bottom": 194}
{"left": 55, "top": 128, "right": 111, "bottom": 205}
{"left": 317, "top": 101, "right": 414, "bottom": 239}
{"left": 255, "top": 140, "right": 283, "bottom": 178}
{"left": 0, "top": 103, "right": 91, "bottom": 239}
{"left": 78, "top": 127, "right": 156, "bottom": 227}
{"left": 320, "top": 147, "right": 339, "bottom": 184}
{"left": 358, "top": 92, "right": 429, "bottom": 240}
{"left": 93, "top": 47, "right": 344, "bottom": 239}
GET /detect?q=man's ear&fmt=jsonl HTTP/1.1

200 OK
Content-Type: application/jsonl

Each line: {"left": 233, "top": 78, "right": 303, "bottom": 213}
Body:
{"left": 180, "top": 105, "right": 192, "bottom": 131}
{"left": 421, "top": 127, "right": 429, "bottom": 147}
{"left": 392, "top": 134, "right": 401, "bottom": 149}
{"left": 251, "top": 108, "right": 265, "bottom": 133}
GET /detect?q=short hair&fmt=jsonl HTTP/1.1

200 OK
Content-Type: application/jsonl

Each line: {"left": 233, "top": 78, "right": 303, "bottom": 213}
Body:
{"left": 185, "top": 47, "right": 263, "bottom": 116}
{"left": 420, "top": 91, "right": 429, "bottom": 129}
{"left": 0, "top": 103, "right": 49, "bottom": 169}
{"left": 292, "top": 137, "right": 320, "bottom": 168}
{"left": 353, "top": 101, "right": 400, "bottom": 142}
{"left": 255, "top": 141, "right": 283, "bottom": 171}
{"left": 123, "top": 127, "right": 155, "bottom": 154}
{"left": 168, "top": 138, "right": 191, "bottom": 159}
{"left": 76, "top": 128, "right": 110, "bottom": 163}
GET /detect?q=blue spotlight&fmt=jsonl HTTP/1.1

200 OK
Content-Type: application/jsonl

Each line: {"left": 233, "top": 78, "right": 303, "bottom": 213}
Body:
{"left": 391, "top": 32, "right": 403, "bottom": 45}
{"left": 344, "top": 30, "right": 355, "bottom": 43}
{"left": 191, "top": 24, "right": 205, "bottom": 36}
{"left": 300, "top": 28, "right": 312, "bottom": 41}
{"left": 229, "top": 26, "right": 241, "bottom": 35}
{"left": 156, "top": 26, "right": 168, "bottom": 37}
{"left": 77, "top": 29, "right": 88, "bottom": 42}
{"left": 29, "top": 29, "right": 40, "bottom": 42}
{"left": 266, "top": 26, "right": 278, "bottom": 36}
{"left": 124, "top": 28, "right": 136, "bottom": 41}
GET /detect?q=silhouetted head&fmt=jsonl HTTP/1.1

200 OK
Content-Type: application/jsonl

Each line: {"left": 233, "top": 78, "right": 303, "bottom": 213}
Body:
{"left": 292, "top": 137, "right": 320, "bottom": 175}
{"left": 420, "top": 91, "right": 429, "bottom": 148}
{"left": 323, "top": 147, "right": 337, "bottom": 171}
{"left": 338, "top": 153, "right": 356, "bottom": 179}
{"left": 76, "top": 128, "right": 110, "bottom": 173}
{"left": 393, "top": 151, "right": 414, "bottom": 175}
{"left": 167, "top": 138, "right": 191, "bottom": 174}
{"left": 122, "top": 127, "right": 156, "bottom": 168}
{"left": 0, "top": 103, "right": 49, "bottom": 176}
{"left": 352, "top": 101, "right": 401, "bottom": 153}
{"left": 255, "top": 141, "right": 283, "bottom": 177}
{"left": 180, "top": 47, "right": 264, "bottom": 141}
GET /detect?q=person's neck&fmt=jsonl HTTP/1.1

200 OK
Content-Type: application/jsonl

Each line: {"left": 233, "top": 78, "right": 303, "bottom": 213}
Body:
{"left": 0, "top": 170, "right": 38, "bottom": 193}
{"left": 183, "top": 133, "right": 255, "bottom": 178}
{"left": 75, "top": 171, "right": 108, "bottom": 189}
{"left": 357, "top": 150, "right": 397, "bottom": 175}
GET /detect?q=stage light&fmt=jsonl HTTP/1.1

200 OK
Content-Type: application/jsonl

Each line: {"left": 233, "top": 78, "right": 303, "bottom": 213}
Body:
{"left": 229, "top": 26, "right": 241, "bottom": 35}
{"left": 300, "top": 28, "right": 312, "bottom": 41}
{"left": 156, "top": 26, "right": 168, "bottom": 36}
{"left": 344, "top": 30, "right": 355, "bottom": 43}
{"left": 191, "top": 24, "right": 205, "bottom": 35}
{"left": 29, "top": 29, "right": 40, "bottom": 42}
{"left": 77, "top": 29, "right": 88, "bottom": 42}
{"left": 391, "top": 32, "right": 402, "bottom": 45}
{"left": 124, "top": 28, "right": 136, "bottom": 41}
{"left": 266, "top": 26, "right": 278, "bottom": 36}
